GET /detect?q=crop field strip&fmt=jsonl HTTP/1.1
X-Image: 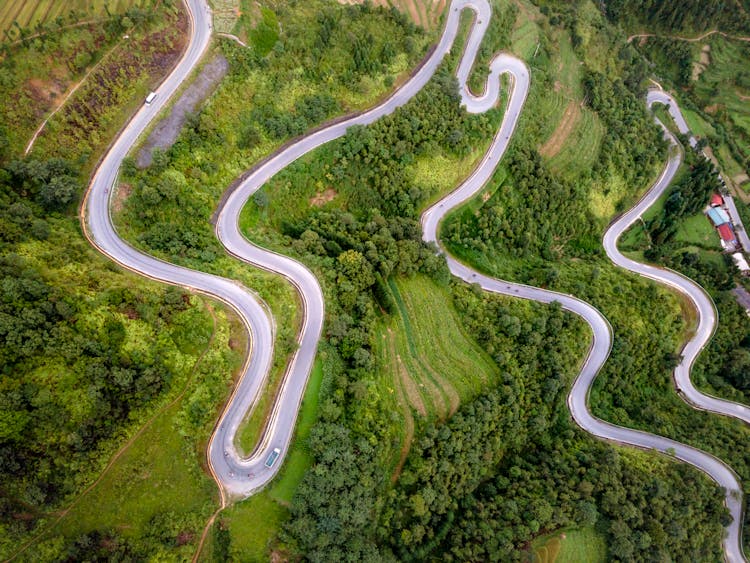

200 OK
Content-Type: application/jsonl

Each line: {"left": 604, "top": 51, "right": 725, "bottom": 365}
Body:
{"left": 388, "top": 279, "right": 458, "bottom": 418}
{"left": 382, "top": 277, "right": 499, "bottom": 419}
{"left": 549, "top": 107, "right": 604, "bottom": 178}
{"left": 0, "top": 0, "right": 146, "bottom": 38}
{"left": 392, "top": 284, "right": 456, "bottom": 416}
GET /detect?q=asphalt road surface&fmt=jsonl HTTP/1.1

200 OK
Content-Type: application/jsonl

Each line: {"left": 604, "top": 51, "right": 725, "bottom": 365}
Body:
{"left": 605, "top": 90, "right": 750, "bottom": 426}
{"left": 84, "top": 0, "right": 746, "bottom": 557}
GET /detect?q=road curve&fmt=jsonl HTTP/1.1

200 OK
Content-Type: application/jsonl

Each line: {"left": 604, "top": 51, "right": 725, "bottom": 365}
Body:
{"left": 421, "top": 18, "right": 746, "bottom": 563}
{"left": 82, "top": 0, "right": 746, "bottom": 557}
{"left": 210, "top": 0, "right": 531, "bottom": 496}
{"left": 604, "top": 90, "right": 750, "bottom": 424}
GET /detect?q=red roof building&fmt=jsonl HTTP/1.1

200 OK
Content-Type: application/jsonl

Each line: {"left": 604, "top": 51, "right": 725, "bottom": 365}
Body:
{"left": 718, "top": 223, "right": 737, "bottom": 243}
{"left": 711, "top": 193, "right": 724, "bottom": 207}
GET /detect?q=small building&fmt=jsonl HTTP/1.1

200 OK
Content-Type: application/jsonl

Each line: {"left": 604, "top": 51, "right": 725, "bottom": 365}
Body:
{"left": 718, "top": 223, "right": 737, "bottom": 246}
{"left": 732, "top": 253, "right": 750, "bottom": 275}
{"left": 707, "top": 206, "right": 731, "bottom": 226}
{"left": 710, "top": 193, "right": 724, "bottom": 207}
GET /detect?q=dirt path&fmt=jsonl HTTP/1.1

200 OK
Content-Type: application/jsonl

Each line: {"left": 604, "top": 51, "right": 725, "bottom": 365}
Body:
{"left": 8, "top": 303, "right": 220, "bottom": 562}
{"left": 627, "top": 30, "right": 750, "bottom": 44}
{"left": 192, "top": 504, "right": 225, "bottom": 562}
{"left": 396, "top": 355, "right": 428, "bottom": 417}
{"left": 137, "top": 54, "right": 229, "bottom": 167}
{"left": 24, "top": 35, "right": 126, "bottom": 155}
{"left": 539, "top": 100, "right": 581, "bottom": 159}
{"left": 418, "top": 355, "right": 460, "bottom": 417}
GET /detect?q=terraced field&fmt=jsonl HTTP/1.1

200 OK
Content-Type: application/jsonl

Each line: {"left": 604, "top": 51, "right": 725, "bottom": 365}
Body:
{"left": 374, "top": 275, "right": 499, "bottom": 477}
{"left": 386, "top": 276, "right": 499, "bottom": 417}
{"left": 0, "top": 0, "right": 147, "bottom": 39}
{"left": 548, "top": 108, "right": 605, "bottom": 178}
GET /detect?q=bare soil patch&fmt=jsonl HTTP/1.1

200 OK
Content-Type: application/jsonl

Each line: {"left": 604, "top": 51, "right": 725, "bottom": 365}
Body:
{"left": 26, "top": 77, "right": 65, "bottom": 106}
{"left": 539, "top": 100, "right": 581, "bottom": 158}
{"left": 705, "top": 103, "right": 721, "bottom": 114}
{"left": 137, "top": 54, "right": 229, "bottom": 167}
{"left": 386, "top": 331, "right": 417, "bottom": 482}
{"left": 692, "top": 45, "right": 711, "bottom": 81}
{"left": 700, "top": 44, "right": 711, "bottom": 65}
{"left": 310, "top": 187, "right": 337, "bottom": 207}
{"left": 396, "top": 353, "right": 427, "bottom": 416}
{"left": 113, "top": 182, "right": 132, "bottom": 214}
{"left": 391, "top": 374, "right": 415, "bottom": 482}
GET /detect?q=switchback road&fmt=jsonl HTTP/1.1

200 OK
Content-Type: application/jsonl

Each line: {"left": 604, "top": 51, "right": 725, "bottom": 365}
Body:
{"left": 84, "top": 0, "right": 746, "bottom": 558}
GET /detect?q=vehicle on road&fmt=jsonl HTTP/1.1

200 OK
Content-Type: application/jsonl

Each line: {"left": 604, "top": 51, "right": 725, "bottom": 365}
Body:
{"left": 265, "top": 448, "right": 281, "bottom": 468}
{"left": 145, "top": 92, "right": 157, "bottom": 105}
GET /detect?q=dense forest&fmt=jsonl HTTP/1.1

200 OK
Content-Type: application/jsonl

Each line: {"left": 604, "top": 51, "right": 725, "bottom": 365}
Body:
{"left": 602, "top": 0, "right": 750, "bottom": 35}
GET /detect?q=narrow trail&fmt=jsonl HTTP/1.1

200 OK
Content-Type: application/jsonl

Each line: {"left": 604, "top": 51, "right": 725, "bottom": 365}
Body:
{"left": 627, "top": 30, "right": 750, "bottom": 43}
{"left": 82, "top": 0, "right": 747, "bottom": 559}
{"left": 24, "top": 35, "right": 126, "bottom": 155}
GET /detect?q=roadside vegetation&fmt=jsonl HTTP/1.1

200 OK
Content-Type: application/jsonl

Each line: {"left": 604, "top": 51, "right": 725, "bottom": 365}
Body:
{"left": 444, "top": 0, "right": 750, "bottom": 556}
{"left": 619, "top": 123, "right": 750, "bottom": 503}
{"left": 602, "top": 1, "right": 750, "bottom": 192}
{"left": 596, "top": 9, "right": 750, "bottom": 545}
{"left": 0, "top": 0, "right": 172, "bottom": 162}
{"left": 203, "top": 2, "right": 732, "bottom": 560}
{"left": 113, "top": 0, "right": 435, "bottom": 557}
{"left": 4, "top": 0, "right": 749, "bottom": 561}
{"left": 0, "top": 2, "right": 249, "bottom": 559}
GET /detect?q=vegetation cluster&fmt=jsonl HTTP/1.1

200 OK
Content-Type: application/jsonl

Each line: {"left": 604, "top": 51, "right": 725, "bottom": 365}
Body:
{"left": 0, "top": 2, "right": 245, "bottom": 559}
{"left": 4, "top": 0, "right": 750, "bottom": 560}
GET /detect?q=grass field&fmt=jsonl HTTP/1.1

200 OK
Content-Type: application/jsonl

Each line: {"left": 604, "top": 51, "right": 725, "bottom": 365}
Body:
{"left": 237, "top": 290, "right": 301, "bottom": 455}
{"left": 209, "top": 0, "right": 239, "bottom": 35}
{"left": 682, "top": 106, "right": 715, "bottom": 139}
{"left": 532, "top": 528, "right": 607, "bottom": 563}
{"left": 0, "top": 0, "right": 147, "bottom": 40}
{"left": 9, "top": 300, "right": 243, "bottom": 561}
{"left": 674, "top": 213, "right": 719, "bottom": 247}
{"left": 410, "top": 148, "right": 488, "bottom": 206}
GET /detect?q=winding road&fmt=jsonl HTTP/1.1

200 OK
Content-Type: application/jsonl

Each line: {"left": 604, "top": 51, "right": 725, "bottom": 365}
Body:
{"left": 82, "top": 0, "right": 747, "bottom": 559}
{"left": 606, "top": 90, "right": 750, "bottom": 425}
